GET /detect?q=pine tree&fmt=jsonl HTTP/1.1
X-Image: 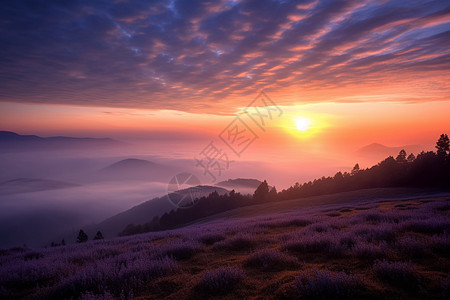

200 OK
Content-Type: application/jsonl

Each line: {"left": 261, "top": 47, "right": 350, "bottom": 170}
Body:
{"left": 407, "top": 153, "right": 415, "bottom": 162}
{"left": 76, "top": 230, "right": 88, "bottom": 243}
{"left": 351, "top": 163, "right": 360, "bottom": 175}
{"left": 436, "top": 134, "right": 449, "bottom": 158}
{"left": 253, "top": 180, "right": 270, "bottom": 202}
{"left": 396, "top": 149, "right": 407, "bottom": 163}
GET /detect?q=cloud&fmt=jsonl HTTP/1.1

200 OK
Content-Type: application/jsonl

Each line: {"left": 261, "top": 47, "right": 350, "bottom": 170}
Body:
{"left": 0, "top": 0, "right": 448, "bottom": 112}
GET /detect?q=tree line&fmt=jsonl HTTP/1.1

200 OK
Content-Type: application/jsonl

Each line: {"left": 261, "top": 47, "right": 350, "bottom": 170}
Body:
{"left": 119, "top": 134, "right": 450, "bottom": 236}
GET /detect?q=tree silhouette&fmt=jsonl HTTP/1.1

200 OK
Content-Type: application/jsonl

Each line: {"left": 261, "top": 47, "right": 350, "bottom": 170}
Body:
{"left": 93, "top": 231, "right": 104, "bottom": 240}
{"left": 396, "top": 149, "right": 407, "bottom": 163}
{"left": 76, "top": 230, "right": 88, "bottom": 243}
{"left": 436, "top": 134, "right": 449, "bottom": 158}
{"left": 407, "top": 153, "right": 415, "bottom": 162}
{"left": 253, "top": 180, "right": 270, "bottom": 202}
{"left": 119, "top": 133, "right": 450, "bottom": 238}
{"left": 351, "top": 163, "right": 360, "bottom": 175}
{"left": 269, "top": 186, "right": 277, "bottom": 201}
{"left": 61, "top": 239, "right": 66, "bottom": 246}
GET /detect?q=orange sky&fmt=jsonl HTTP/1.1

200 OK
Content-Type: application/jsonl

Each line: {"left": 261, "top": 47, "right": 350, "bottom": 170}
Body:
{"left": 1, "top": 99, "right": 448, "bottom": 149}
{"left": 1, "top": 0, "right": 449, "bottom": 187}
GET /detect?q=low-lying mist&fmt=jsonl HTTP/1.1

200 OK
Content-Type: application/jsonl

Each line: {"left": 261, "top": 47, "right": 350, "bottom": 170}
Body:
{"left": 0, "top": 137, "right": 419, "bottom": 248}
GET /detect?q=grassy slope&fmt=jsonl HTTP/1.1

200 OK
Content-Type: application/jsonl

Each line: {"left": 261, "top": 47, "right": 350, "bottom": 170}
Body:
{"left": 141, "top": 194, "right": 450, "bottom": 299}
{"left": 1, "top": 189, "right": 450, "bottom": 299}
{"left": 191, "top": 187, "right": 448, "bottom": 223}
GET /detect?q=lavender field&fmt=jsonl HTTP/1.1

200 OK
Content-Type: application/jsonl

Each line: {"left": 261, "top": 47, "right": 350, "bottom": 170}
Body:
{"left": 1, "top": 194, "right": 449, "bottom": 299}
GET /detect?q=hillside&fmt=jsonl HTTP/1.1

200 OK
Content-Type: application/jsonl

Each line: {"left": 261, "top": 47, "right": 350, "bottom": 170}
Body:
{"left": 114, "top": 141, "right": 450, "bottom": 237}
{"left": 85, "top": 185, "right": 229, "bottom": 237}
{"left": 1, "top": 192, "right": 449, "bottom": 299}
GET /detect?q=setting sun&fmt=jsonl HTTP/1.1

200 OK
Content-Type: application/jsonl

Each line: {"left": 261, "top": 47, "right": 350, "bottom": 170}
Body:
{"left": 295, "top": 117, "right": 311, "bottom": 131}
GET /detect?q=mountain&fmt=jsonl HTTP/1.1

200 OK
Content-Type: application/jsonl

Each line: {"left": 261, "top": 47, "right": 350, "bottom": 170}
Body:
{"left": 356, "top": 143, "right": 423, "bottom": 159}
{"left": 84, "top": 185, "right": 229, "bottom": 237}
{"left": 216, "top": 178, "right": 262, "bottom": 194}
{"left": 96, "top": 158, "right": 178, "bottom": 182}
{"left": 0, "top": 178, "right": 78, "bottom": 195}
{"left": 0, "top": 131, "right": 121, "bottom": 152}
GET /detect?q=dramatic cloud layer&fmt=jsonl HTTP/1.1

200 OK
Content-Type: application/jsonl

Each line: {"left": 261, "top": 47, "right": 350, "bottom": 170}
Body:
{"left": 0, "top": 0, "right": 449, "bottom": 112}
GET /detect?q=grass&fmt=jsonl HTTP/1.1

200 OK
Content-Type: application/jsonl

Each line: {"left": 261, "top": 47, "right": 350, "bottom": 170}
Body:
{"left": 295, "top": 269, "right": 362, "bottom": 299}
{"left": 212, "top": 233, "right": 256, "bottom": 251}
{"left": 195, "top": 266, "right": 244, "bottom": 295}
{"left": 244, "top": 248, "right": 298, "bottom": 271}
{"left": 0, "top": 195, "right": 449, "bottom": 299}
{"left": 373, "top": 260, "right": 419, "bottom": 289}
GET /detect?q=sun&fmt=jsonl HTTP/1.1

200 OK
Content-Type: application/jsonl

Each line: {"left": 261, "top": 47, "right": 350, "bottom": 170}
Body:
{"left": 295, "top": 117, "right": 311, "bottom": 131}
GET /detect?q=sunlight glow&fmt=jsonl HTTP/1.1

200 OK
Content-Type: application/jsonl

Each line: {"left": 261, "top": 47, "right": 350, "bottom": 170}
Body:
{"left": 295, "top": 117, "right": 311, "bottom": 131}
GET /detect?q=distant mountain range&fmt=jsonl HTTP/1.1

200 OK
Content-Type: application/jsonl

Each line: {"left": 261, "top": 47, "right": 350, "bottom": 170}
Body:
{"left": 0, "top": 178, "right": 78, "bottom": 195}
{"left": 0, "top": 131, "right": 121, "bottom": 152}
{"left": 85, "top": 185, "right": 229, "bottom": 237}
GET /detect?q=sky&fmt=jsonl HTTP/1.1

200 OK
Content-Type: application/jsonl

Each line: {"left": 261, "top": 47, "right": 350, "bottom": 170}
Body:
{"left": 0, "top": 0, "right": 449, "bottom": 171}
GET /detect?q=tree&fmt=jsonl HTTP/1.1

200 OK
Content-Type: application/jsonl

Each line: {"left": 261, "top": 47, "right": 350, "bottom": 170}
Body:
{"left": 436, "top": 134, "right": 449, "bottom": 158}
{"left": 396, "top": 149, "right": 407, "bottom": 163}
{"left": 253, "top": 180, "right": 270, "bottom": 202}
{"left": 407, "top": 153, "right": 415, "bottom": 162}
{"left": 93, "top": 231, "right": 104, "bottom": 240}
{"left": 351, "top": 163, "right": 360, "bottom": 176}
{"left": 269, "top": 186, "right": 277, "bottom": 201}
{"left": 61, "top": 239, "right": 66, "bottom": 246}
{"left": 76, "top": 229, "right": 88, "bottom": 243}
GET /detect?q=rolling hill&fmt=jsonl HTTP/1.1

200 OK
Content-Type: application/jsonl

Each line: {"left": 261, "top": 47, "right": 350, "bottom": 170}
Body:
{"left": 84, "top": 185, "right": 229, "bottom": 237}
{"left": 96, "top": 158, "right": 178, "bottom": 182}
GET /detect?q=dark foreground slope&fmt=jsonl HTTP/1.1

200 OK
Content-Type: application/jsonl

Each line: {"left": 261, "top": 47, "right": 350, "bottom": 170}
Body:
{"left": 1, "top": 191, "right": 449, "bottom": 300}
{"left": 85, "top": 185, "right": 229, "bottom": 238}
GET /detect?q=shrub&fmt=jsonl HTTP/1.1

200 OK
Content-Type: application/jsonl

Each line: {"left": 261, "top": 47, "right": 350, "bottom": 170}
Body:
{"left": 262, "top": 218, "right": 313, "bottom": 229}
{"left": 47, "top": 256, "right": 179, "bottom": 299}
{"left": 196, "top": 266, "right": 244, "bottom": 295}
{"left": 351, "top": 241, "right": 386, "bottom": 261}
{"left": 308, "top": 223, "right": 329, "bottom": 233}
{"left": 282, "top": 232, "right": 343, "bottom": 257}
{"left": 339, "top": 235, "right": 356, "bottom": 249}
{"left": 244, "top": 249, "right": 298, "bottom": 271}
{"left": 430, "top": 233, "right": 450, "bottom": 256}
{"left": 160, "top": 240, "right": 200, "bottom": 260}
{"left": 198, "top": 233, "right": 226, "bottom": 245}
{"left": 295, "top": 269, "right": 361, "bottom": 299}
{"left": 373, "top": 260, "right": 418, "bottom": 289}
{"left": 402, "top": 218, "right": 450, "bottom": 235}
{"left": 23, "top": 251, "right": 44, "bottom": 261}
{"left": 284, "top": 238, "right": 331, "bottom": 254}
{"left": 395, "top": 236, "right": 427, "bottom": 258}
{"left": 351, "top": 223, "right": 396, "bottom": 243}
{"left": 213, "top": 234, "right": 255, "bottom": 251}
{"left": 363, "top": 212, "right": 384, "bottom": 222}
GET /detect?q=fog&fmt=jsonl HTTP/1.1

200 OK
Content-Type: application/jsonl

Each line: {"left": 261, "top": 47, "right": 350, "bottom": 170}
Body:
{"left": 0, "top": 135, "right": 424, "bottom": 248}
